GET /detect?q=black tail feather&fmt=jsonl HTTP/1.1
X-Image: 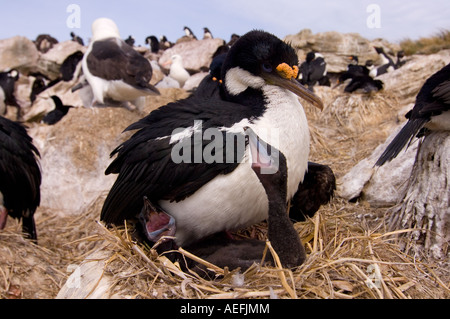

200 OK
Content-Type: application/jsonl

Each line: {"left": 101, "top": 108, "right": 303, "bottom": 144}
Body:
{"left": 375, "top": 118, "right": 428, "bottom": 166}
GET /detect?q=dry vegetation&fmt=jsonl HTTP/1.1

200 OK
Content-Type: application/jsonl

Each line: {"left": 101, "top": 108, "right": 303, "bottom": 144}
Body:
{"left": 1, "top": 71, "right": 449, "bottom": 300}
{"left": 400, "top": 29, "right": 450, "bottom": 55}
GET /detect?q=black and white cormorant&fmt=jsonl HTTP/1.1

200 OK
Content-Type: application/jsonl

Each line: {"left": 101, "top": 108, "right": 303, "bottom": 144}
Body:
{"left": 29, "top": 75, "right": 47, "bottom": 104}
{"left": 0, "top": 69, "right": 20, "bottom": 108}
{"left": 376, "top": 63, "right": 450, "bottom": 166}
{"left": 0, "top": 116, "right": 41, "bottom": 241}
{"left": 0, "top": 69, "right": 21, "bottom": 118}
{"left": 192, "top": 53, "right": 227, "bottom": 98}
{"left": 34, "top": 34, "right": 58, "bottom": 53}
{"left": 370, "top": 46, "right": 395, "bottom": 77}
{"left": 336, "top": 57, "right": 382, "bottom": 93}
{"left": 203, "top": 27, "right": 213, "bottom": 39}
{"left": 299, "top": 51, "right": 329, "bottom": 91}
{"left": 145, "top": 36, "right": 160, "bottom": 53}
{"left": 340, "top": 56, "right": 370, "bottom": 79}
{"left": 343, "top": 74, "right": 383, "bottom": 94}
{"left": 395, "top": 50, "right": 406, "bottom": 69}
{"left": 227, "top": 34, "right": 240, "bottom": 47}
{"left": 81, "top": 18, "right": 159, "bottom": 109}
{"left": 101, "top": 30, "right": 324, "bottom": 247}
{"left": 70, "top": 32, "right": 84, "bottom": 46}
{"left": 184, "top": 26, "right": 197, "bottom": 39}
{"left": 159, "top": 36, "right": 173, "bottom": 50}
{"left": 138, "top": 127, "right": 306, "bottom": 272}
{"left": 60, "top": 51, "right": 84, "bottom": 82}
{"left": 41, "top": 95, "right": 73, "bottom": 125}
{"left": 124, "top": 35, "right": 135, "bottom": 47}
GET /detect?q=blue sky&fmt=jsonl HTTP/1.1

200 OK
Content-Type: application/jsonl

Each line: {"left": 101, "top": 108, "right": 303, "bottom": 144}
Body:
{"left": 1, "top": 0, "right": 449, "bottom": 46}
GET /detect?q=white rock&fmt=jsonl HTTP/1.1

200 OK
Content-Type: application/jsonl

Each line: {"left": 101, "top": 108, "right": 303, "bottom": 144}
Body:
{"left": 338, "top": 112, "right": 418, "bottom": 207}
{"left": 155, "top": 76, "right": 181, "bottom": 89}
{"left": 183, "top": 72, "right": 208, "bottom": 91}
{"left": 56, "top": 249, "right": 120, "bottom": 299}
{"left": 0, "top": 36, "right": 39, "bottom": 73}
{"left": 159, "top": 38, "right": 225, "bottom": 73}
{"left": 36, "top": 40, "right": 86, "bottom": 80}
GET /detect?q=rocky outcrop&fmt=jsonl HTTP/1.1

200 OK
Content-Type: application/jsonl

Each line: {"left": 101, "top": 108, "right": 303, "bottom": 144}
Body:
{"left": 337, "top": 50, "right": 450, "bottom": 207}
{"left": 284, "top": 29, "right": 401, "bottom": 73}
{"left": 337, "top": 123, "right": 418, "bottom": 206}
{"left": 0, "top": 36, "right": 39, "bottom": 73}
{"left": 377, "top": 50, "right": 450, "bottom": 102}
{"left": 159, "top": 38, "right": 225, "bottom": 73}
{"left": 36, "top": 40, "right": 86, "bottom": 80}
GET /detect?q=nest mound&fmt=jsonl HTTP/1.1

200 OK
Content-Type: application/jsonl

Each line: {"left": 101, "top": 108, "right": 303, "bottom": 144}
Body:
{"left": 24, "top": 195, "right": 447, "bottom": 299}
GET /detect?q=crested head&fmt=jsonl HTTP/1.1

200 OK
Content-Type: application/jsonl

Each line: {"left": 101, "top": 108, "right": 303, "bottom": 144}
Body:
{"left": 219, "top": 30, "right": 323, "bottom": 110}
{"left": 91, "top": 17, "right": 121, "bottom": 41}
{"left": 221, "top": 30, "right": 299, "bottom": 96}
{"left": 222, "top": 30, "right": 298, "bottom": 79}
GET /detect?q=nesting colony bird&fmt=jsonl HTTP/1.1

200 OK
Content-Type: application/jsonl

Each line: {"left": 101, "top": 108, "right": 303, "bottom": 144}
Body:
{"left": 184, "top": 26, "right": 197, "bottom": 39}
{"left": 165, "top": 54, "right": 190, "bottom": 88}
{"left": 370, "top": 46, "right": 395, "bottom": 77}
{"left": 41, "top": 95, "right": 73, "bottom": 125}
{"left": 34, "top": 34, "right": 58, "bottom": 53}
{"left": 29, "top": 75, "right": 48, "bottom": 104}
{"left": 376, "top": 63, "right": 450, "bottom": 166}
{"left": 395, "top": 50, "right": 406, "bottom": 69}
{"left": 227, "top": 33, "right": 240, "bottom": 47}
{"left": 343, "top": 74, "right": 383, "bottom": 94}
{"left": 203, "top": 27, "right": 213, "bottom": 39}
{"left": 60, "top": 51, "right": 84, "bottom": 81}
{"left": 124, "top": 35, "right": 135, "bottom": 46}
{"left": 148, "top": 128, "right": 306, "bottom": 273}
{"left": 337, "top": 56, "right": 369, "bottom": 84}
{"left": 346, "top": 56, "right": 370, "bottom": 77}
{"left": 29, "top": 72, "right": 61, "bottom": 105}
{"left": 159, "top": 36, "right": 173, "bottom": 50}
{"left": 145, "top": 36, "right": 160, "bottom": 53}
{"left": 70, "top": 31, "right": 84, "bottom": 46}
{"left": 0, "top": 69, "right": 21, "bottom": 118}
{"left": 101, "top": 30, "right": 323, "bottom": 247}
{"left": 299, "top": 51, "right": 329, "bottom": 91}
{"left": 0, "top": 116, "right": 41, "bottom": 241}
{"left": 81, "top": 17, "right": 160, "bottom": 109}
{"left": 336, "top": 57, "right": 383, "bottom": 94}
{"left": 289, "top": 162, "right": 336, "bottom": 221}
{"left": 193, "top": 53, "right": 227, "bottom": 98}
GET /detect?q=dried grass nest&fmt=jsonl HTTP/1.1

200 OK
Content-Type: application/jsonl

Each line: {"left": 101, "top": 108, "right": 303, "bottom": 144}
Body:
{"left": 54, "top": 195, "right": 450, "bottom": 299}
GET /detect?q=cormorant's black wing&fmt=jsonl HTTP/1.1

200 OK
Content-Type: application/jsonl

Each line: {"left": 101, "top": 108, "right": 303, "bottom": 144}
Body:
{"left": 375, "top": 63, "right": 450, "bottom": 166}
{"left": 0, "top": 116, "right": 41, "bottom": 239}
{"left": 101, "top": 94, "right": 261, "bottom": 225}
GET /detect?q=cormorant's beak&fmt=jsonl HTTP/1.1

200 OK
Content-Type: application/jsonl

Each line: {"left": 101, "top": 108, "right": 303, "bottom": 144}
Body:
{"left": 262, "top": 63, "right": 324, "bottom": 110}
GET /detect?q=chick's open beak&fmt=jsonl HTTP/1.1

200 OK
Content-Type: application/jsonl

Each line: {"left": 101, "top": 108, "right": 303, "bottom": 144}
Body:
{"left": 262, "top": 63, "right": 324, "bottom": 110}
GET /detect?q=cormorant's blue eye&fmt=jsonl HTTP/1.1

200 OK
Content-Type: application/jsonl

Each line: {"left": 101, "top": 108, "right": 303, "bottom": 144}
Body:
{"left": 262, "top": 63, "right": 272, "bottom": 72}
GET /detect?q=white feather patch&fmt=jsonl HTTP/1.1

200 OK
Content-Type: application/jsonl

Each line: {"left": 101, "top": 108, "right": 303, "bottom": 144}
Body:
{"left": 224, "top": 67, "right": 265, "bottom": 95}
